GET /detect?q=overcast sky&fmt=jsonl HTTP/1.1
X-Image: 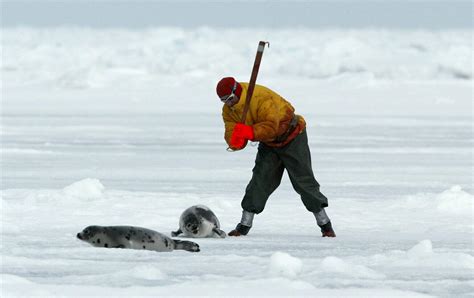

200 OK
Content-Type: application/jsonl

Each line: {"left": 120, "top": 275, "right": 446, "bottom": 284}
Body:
{"left": 1, "top": 0, "right": 472, "bottom": 29}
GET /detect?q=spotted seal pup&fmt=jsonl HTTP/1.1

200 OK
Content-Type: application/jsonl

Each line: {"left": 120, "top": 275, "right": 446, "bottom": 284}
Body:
{"left": 77, "top": 225, "right": 200, "bottom": 252}
{"left": 172, "top": 205, "right": 226, "bottom": 238}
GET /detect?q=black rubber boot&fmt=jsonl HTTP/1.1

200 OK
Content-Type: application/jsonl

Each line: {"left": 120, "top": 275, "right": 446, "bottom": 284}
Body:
{"left": 228, "top": 223, "right": 251, "bottom": 236}
{"left": 319, "top": 221, "right": 336, "bottom": 237}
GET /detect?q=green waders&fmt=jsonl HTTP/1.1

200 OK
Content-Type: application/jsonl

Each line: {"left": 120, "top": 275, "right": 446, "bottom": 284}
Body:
{"left": 241, "top": 129, "right": 328, "bottom": 214}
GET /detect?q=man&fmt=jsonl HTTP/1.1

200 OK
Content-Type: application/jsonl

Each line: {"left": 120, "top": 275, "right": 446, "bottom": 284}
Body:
{"left": 216, "top": 77, "right": 336, "bottom": 237}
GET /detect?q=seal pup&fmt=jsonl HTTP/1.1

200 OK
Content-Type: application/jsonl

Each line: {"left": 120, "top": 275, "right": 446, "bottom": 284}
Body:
{"left": 172, "top": 205, "right": 226, "bottom": 238}
{"left": 77, "top": 225, "right": 200, "bottom": 252}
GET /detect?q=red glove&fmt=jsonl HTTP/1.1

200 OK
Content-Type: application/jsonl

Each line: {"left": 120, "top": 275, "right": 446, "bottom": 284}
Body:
{"left": 230, "top": 123, "right": 254, "bottom": 149}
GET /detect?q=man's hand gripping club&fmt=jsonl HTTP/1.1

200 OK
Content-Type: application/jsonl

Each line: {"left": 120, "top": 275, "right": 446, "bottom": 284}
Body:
{"left": 230, "top": 123, "right": 254, "bottom": 150}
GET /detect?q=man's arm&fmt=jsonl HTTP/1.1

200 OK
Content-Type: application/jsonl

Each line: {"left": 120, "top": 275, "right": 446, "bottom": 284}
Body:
{"left": 223, "top": 110, "right": 243, "bottom": 150}
{"left": 252, "top": 99, "right": 280, "bottom": 142}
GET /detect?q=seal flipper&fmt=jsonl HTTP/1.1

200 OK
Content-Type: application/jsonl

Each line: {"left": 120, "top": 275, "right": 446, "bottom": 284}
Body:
{"left": 173, "top": 239, "right": 200, "bottom": 252}
{"left": 171, "top": 229, "right": 182, "bottom": 237}
{"left": 213, "top": 228, "right": 226, "bottom": 238}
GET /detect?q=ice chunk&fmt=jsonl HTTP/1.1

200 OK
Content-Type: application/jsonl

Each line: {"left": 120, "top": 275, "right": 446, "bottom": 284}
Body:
{"left": 268, "top": 251, "right": 303, "bottom": 278}
{"left": 321, "top": 256, "right": 385, "bottom": 279}
{"left": 370, "top": 240, "right": 474, "bottom": 271}
{"left": 435, "top": 185, "right": 473, "bottom": 215}
{"left": 62, "top": 178, "right": 105, "bottom": 200}
{"left": 407, "top": 240, "right": 433, "bottom": 258}
{"left": 399, "top": 185, "right": 473, "bottom": 217}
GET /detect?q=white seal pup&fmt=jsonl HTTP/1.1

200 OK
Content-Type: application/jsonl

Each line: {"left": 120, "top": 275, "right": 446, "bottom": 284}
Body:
{"left": 77, "top": 225, "right": 200, "bottom": 252}
{"left": 172, "top": 205, "right": 226, "bottom": 238}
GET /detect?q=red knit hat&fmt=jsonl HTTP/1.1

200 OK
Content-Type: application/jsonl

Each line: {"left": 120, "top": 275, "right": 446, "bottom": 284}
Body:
{"left": 216, "top": 77, "right": 242, "bottom": 99}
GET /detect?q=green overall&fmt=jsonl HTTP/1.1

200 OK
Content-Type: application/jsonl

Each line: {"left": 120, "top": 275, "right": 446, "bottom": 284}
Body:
{"left": 241, "top": 129, "right": 328, "bottom": 214}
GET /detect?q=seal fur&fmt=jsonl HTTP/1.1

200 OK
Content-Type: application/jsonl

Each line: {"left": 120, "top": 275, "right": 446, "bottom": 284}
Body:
{"left": 172, "top": 205, "right": 226, "bottom": 238}
{"left": 77, "top": 225, "right": 200, "bottom": 252}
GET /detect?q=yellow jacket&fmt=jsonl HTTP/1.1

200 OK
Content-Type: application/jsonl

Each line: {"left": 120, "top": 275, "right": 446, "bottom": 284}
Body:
{"left": 222, "top": 83, "right": 306, "bottom": 150}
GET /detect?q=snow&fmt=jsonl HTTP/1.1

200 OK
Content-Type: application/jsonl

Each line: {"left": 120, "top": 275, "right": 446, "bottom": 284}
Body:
{"left": 1, "top": 27, "right": 473, "bottom": 297}
{"left": 269, "top": 251, "right": 303, "bottom": 278}
{"left": 406, "top": 239, "right": 433, "bottom": 258}
{"left": 321, "top": 255, "right": 387, "bottom": 280}
{"left": 62, "top": 178, "right": 105, "bottom": 200}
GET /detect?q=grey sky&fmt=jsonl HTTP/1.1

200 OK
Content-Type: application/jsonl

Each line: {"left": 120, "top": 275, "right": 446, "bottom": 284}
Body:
{"left": 1, "top": 0, "right": 472, "bottom": 29}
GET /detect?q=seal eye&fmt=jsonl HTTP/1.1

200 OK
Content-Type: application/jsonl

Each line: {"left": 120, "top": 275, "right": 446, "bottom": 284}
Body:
{"left": 84, "top": 229, "right": 90, "bottom": 235}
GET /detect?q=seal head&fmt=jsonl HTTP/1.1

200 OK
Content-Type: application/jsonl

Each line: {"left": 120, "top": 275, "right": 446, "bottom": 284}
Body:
{"left": 172, "top": 205, "right": 226, "bottom": 238}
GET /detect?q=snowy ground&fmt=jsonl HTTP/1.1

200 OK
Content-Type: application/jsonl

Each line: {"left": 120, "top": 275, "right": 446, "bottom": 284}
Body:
{"left": 1, "top": 28, "right": 473, "bottom": 297}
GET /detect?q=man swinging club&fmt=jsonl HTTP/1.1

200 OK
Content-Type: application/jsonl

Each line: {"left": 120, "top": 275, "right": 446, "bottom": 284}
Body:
{"left": 216, "top": 76, "right": 336, "bottom": 237}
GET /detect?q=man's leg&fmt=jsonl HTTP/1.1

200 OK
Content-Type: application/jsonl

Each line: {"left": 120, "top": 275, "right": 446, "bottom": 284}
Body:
{"left": 229, "top": 143, "right": 285, "bottom": 236}
{"left": 278, "top": 130, "right": 336, "bottom": 237}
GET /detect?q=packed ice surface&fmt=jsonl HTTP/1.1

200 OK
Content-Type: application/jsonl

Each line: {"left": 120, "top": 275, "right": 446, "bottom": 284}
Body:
{"left": 1, "top": 28, "right": 473, "bottom": 297}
